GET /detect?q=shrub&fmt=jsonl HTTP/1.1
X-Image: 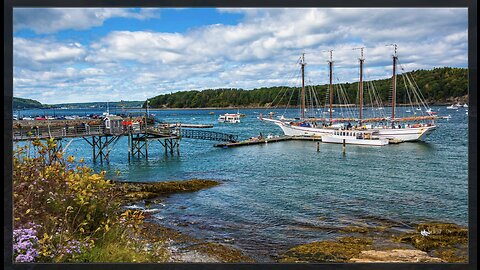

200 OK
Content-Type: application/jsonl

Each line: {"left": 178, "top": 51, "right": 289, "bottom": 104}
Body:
{"left": 13, "top": 139, "right": 163, "bottom": 262}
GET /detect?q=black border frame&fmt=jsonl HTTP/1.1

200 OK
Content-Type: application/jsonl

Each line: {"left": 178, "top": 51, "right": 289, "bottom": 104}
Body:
{"left": 4, "top": 1, "right": 477, "bottom": 270}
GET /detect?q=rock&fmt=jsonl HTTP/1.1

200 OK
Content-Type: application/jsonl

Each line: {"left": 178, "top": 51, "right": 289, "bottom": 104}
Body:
{"left": 392, "top": 222, "right": 468, "bottom": 262}
{"left": 350, "top": 249, "right": 444, "bottom": 263}
{"left": 394, "top": 222, "right": 468, "bottom": 252}
{"left": 280, "top": 237, "right": 373, "bottom": 263}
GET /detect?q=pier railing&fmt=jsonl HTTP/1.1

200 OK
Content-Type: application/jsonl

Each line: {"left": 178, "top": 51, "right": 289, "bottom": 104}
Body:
{"left": 12, "top": 124, "right": 150, "bottom": 141}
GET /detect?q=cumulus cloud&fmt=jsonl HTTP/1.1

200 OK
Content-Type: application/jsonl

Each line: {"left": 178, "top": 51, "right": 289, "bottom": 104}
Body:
{"left": 13, "top": 8, "right": 159, "bottom": 34}
{"left": 13, "top": 8, "right": 468, "bottom": 103}
{"left": 14, "top": 37, "right": 87, "bottom": 69}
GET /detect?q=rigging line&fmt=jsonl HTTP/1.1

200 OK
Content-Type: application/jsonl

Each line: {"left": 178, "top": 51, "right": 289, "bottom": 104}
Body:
{"left": 366, "top": 81, "right": 377, "bottom": 119}
{"left": 402, "top": 73, "right": 416, "bottom": 115}
{"left": 310, "top": 85, "right": 317, "bottom": 117}
{"left": 363, "top": 67, "right": 386, "bottom": 119}
{"left": 310, "top": 84, "right": 322, "bottom": 117}
{"left": 335, "top": 77, "right": 355, "bottom": 120}
{"left": 406, "top": 71, "right": 430, "bottom": 112}
{"left": 280, "top": 69, "right": 302, "bottom": 118}
{"left": 310, "top": 84, "right": 319, "bottom": 117}
{"left": 271, "top": 81, "right": 293, "bottom": 115}
{"left": 262, "top": 61, "right": 302, "bottom": 116}
{"left": 398, "top": 59, "right": 430, "bottom": 111}
{"left": 310, "top": 83, "right": 315, "bottom": 117}
{"left": 261, "top": 58, "right": 301, "bottom": 116}
{"left": 284, "top": 81, "right": 297, "bottom": 117}
{"left": 403, "top": 71, "right": 425, "bottom": 115}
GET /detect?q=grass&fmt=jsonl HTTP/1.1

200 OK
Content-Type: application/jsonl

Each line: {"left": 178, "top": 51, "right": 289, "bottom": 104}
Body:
{"left": 76, "top": 226, "right": 169, "bottom": 263}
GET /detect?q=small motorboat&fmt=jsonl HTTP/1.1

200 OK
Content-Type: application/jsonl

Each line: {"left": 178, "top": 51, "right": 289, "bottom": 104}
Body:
{"left": 321, "top": 129, "right": 389, "bottom": 146}
{"left": 218, "top": 113, "right": 240, "bottom": 123}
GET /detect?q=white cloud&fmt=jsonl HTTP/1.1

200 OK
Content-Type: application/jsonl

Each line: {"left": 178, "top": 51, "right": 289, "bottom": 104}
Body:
{"left": 13, "top": 38, "right": 88, "bottom": 73}
{"left": 14, "top": 8, "right": 159, "bottom": 34}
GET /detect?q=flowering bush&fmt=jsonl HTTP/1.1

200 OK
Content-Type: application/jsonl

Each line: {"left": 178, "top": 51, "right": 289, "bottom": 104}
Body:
{"left": 13, "top": 139, "right": 150, "bottom": 262}
{"left": 13, "top": 225, "right": 40, "bottom": 262}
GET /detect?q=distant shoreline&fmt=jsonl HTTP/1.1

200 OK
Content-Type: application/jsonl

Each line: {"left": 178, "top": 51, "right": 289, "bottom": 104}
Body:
{"left": 15, "top": 100, "right": 467, "bottom": 111}
{"left": 123, "top": 102, "right": 465, "bottom": 111}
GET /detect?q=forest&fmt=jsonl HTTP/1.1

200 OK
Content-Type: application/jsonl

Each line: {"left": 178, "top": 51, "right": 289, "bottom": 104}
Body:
{"left": 13, "top": 97, "right": 43, "bottom": 109}
{"left": 146, "top": 67, "right": 468, "bottom": 108}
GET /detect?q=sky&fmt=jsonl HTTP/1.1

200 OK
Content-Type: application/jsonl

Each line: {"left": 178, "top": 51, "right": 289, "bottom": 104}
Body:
{"left": 13, "top": 8, "right": 468, "bottom": 104}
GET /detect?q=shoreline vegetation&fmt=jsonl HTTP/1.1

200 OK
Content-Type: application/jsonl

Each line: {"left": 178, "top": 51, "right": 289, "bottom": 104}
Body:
{"left": 13, "top": 139, "right": 468, "bottom": 263}
{"left": 13, "top": 67, "right": 467, "bottom": 110}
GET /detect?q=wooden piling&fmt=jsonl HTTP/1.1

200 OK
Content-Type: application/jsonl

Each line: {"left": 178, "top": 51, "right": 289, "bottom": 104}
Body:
{"left": 316, "top": 142, "right": 320, "bottom": 152}
{"left": 342, "top": 139, "right": 346, "bottom": 154}
{"left": 92, "top": 136, "right": 96, "bottom": 163}
{"left": 127, "top": 133, "right": 131, "bottom": 161}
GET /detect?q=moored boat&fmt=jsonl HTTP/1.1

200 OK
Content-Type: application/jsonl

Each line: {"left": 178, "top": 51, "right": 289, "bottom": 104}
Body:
{"left": 321, "top": 129, "right": 389, "bottom": 146}
{"left": 218, "top": 113, "right": 241, "bottom": 123}
{"left": 259, "top": 46, "right": 438, "bottom": 142}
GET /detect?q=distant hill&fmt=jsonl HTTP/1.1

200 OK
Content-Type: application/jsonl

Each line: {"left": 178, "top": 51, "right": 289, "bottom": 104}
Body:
{"left": 47, "top": 100, "right": 144, "bottom": 109}
{"left": 146, "top": 67, "right": 468, "bottom": 108}
{"left": 13, "top": 97, "right": 43, "bottom": 109}
{"left": 13, "top": 99, "right": 144, "bottom": 110}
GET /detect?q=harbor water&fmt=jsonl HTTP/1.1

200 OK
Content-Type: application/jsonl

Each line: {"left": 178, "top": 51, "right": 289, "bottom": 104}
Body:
{"left": 14, "top": 106, "right": 469, "bottom": 261}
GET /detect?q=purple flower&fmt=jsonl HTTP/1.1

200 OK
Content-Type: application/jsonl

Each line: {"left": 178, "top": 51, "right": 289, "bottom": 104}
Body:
{"left": 13, "top": 225, "right": 39, "bottom": 263}
{"left": 15, "top": 254, "right": 35, "bottom": 263}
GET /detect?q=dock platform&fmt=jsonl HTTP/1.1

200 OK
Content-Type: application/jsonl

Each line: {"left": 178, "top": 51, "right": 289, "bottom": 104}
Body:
{"left": 214, "top": 136, "right": 321, "bottom": 148}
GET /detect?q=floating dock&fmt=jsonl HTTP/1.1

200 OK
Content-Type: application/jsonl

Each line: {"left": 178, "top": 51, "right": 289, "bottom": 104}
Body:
{"left": 215, "top": 136, "right": 404, "bottom": 148}
{"left": 214, "top": 136, "right": 321, "bottom": 148}
{"left": 166, "top": 123, "right": 213, "bottom": 128}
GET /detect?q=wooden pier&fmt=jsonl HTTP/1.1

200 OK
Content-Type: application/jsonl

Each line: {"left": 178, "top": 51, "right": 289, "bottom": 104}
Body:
{"left": 13, "top": 119, "right": 238, "bottom": 163}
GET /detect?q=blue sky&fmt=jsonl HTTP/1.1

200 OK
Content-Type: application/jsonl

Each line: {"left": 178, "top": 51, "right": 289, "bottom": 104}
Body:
{"left": 13, "top": 8, "right": 468, "bottom": 104}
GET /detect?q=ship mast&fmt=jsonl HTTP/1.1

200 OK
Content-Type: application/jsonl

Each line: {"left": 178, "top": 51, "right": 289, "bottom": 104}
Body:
{"left": 353, "top": 47, "right": 365, "bottom": 124}
{"left": 327, "top": 50, "right": 334, "bottom": 125}
{"left": 388, "top": 44, "right": 398, "bottom": 120}
{"left": 301, "top": 53, "right": 306, "bottom": 119}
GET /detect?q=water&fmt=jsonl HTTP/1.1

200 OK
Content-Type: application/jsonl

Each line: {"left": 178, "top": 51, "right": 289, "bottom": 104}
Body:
{"left": 14, "top": 106, "right": 469, "bottom": 261}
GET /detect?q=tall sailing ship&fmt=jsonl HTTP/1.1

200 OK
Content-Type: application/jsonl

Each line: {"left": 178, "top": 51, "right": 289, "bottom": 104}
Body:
{"left": 260, "top": 45, "right": 438, "bottom": 142}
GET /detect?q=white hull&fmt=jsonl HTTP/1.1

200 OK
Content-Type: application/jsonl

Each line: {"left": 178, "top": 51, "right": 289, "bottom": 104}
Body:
{"left": 263, "top": 118, "right": 436, "bottom": 142}
{"left": 322, "top": 136, "right": 389, "bottom": 146}
{"left": 376, "top": 126, "right": 436, "bottom": 141}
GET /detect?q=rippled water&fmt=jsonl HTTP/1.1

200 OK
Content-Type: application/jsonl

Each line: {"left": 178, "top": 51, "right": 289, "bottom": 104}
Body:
{"left": 15, "top": 106, "right": 469, "bottom": 261}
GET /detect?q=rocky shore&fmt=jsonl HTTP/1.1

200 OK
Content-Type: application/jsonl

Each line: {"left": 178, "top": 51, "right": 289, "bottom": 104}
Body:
{"left": 113, "top": 179, "right": 468, "bottom": 263}
{"left": 113, "top": 179, "right": 255, "bottom": 262}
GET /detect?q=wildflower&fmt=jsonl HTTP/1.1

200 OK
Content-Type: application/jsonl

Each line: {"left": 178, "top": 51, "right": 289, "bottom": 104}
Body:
{"left": 13, "top": 226, "right": 40, "bottom": 263}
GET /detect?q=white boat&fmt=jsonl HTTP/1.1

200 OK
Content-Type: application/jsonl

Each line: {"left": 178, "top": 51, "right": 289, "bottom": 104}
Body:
{"left": 218, "top": 113, "right": 240, "bottom": 123}
{"left": 321, "top": 129, "right": 389, "bottom": 146}
{"left": 260, "top": 47, "right": 437, "bottom": 142}
{"left": 463, "top": 104, "right": 468, "bottom": 108}
{"left": 446, "top": 104, "right": 459, "bottom": 110}
{"left": 263, "top": 117, "right": 436, "bottom": 142}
